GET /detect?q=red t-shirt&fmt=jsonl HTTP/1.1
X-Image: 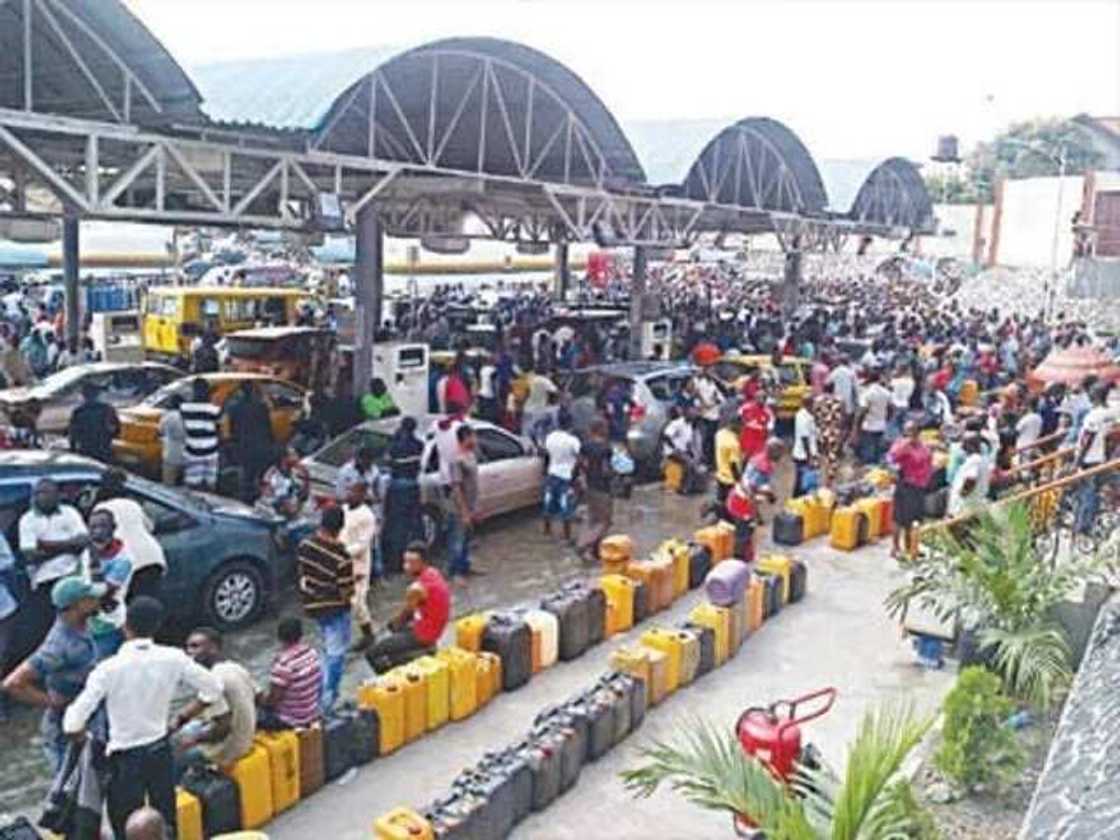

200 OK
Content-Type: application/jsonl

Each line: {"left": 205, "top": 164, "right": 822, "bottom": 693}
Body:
{"left": 739, "top": 401, "right": 771, "bottom": 459}
{"left": 412, "top": 566, "right": 451, "bottom": 645}
{"left": 888, "top": 438, "right": 933, "bottom": 489}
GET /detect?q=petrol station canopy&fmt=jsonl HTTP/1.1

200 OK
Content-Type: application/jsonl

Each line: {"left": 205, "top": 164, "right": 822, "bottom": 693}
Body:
{"left": 0, "top": 0, "right": 934, "bottom": 247}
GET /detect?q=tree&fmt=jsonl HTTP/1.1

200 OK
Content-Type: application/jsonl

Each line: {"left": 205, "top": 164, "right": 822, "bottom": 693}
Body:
{"left": 967, "top": 117, "right": 1103, "bottom": 203}
{"left": 622, "top": 703, "right": 934, "bottom": 840}
{"left": 923, "top": 172, "right": 983, "bottom": 206}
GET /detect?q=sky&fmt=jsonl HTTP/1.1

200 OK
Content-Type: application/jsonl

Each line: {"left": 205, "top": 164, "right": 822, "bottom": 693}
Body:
{"left": 127, "top": 0, "right": 1120, "bottom": 163}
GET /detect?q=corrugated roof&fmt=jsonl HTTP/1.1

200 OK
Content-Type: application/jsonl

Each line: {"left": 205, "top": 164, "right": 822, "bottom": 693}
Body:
{"left": 189, "top": 45, "right": 404, "bottom": 130}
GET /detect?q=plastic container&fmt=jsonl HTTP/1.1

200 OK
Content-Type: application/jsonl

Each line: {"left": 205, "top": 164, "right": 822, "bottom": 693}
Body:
{"left": 599, "top": 678, "right": 633, "bottom": 744}
{"left": 181, "top": 766, "right": 241, "bottom": 837}
{"left": 253, "top": 730, "right": 300, "bottom": 814}
{"left": 478, "top": 651, "right": 503, "bottom": 698}
{"left": 599, "top": 534, "right": 634, "bottom": 574}
{"left": 455, "top": 612, "right": 490, "bottom": 653}
{"left": 830, "top": 506, "right": 868, "bottom": 550}
{"left": 295, "top": 724, "right": 324, "bottom": 798}
{"left": 746, "top": 576, "right": 765, "bottom": 631}
{"left": 516, "top": 737, "right": 563, "bottom": 812}
{"left": 478, "top": 747, "right": 534, "bottom": 825}
{"left": 367, "top": 677, "right": 406, "bottom": 754}
{"left": 414, "top": 655, "right": 450, "bottom": 731}
{"left": 585, "top": 584, "right": 606, "bottom": 647}
{"left": 628, "top": 559, "right": 672, "bottom": 613}
{"left": 608, "top": 645, "right": 654, "bottom": 705}
{"left": 176, "top": 788, "right": 204, "bottom": 840}
{"left": 599, "top": 574, "right": 635, "bottom": 632}
{"left": 790, "top": 559, "right": 808, "bottom": 603}
{"left": 522, "top": 608, "right": 559, "bottom": 671}
{"left": 482, "top": 613, "right": 533, "bottom": 692}
{"left": 475, "top": 653, "right": 496, "bottom": 707}
{"left": 222, "top": 745, "right": 274, "bottom": 830}
{"left": 436, "top": 647, "right": 479, "bottom": 721}
{"left": 757, "top": 572, "right": 783, "bottom": 619}
{"left": 608, "top": 671, "right": 647, "bottom": 731}
{"left": 452, "top": 767, "right": 515, "bottom": 840}
{"left": 540, "top": 587, "right": 591, "bottom": 661}
{"left": 375, "top": 807, "right": 434, "bottom": 840}
{"left": 855, "top": 498, "right": 883, "bottom": 540}
{"left": 640, "top": 627, "right": 683, "bottom": 693}
{"left": 632, "top": 579, "right": 651, "bottom": 624}
{"left": 651, "top": 556, "right": 676, "bottom": 609}
{"left": 659, "top": 539, "right": 691, "bottom": 598}
{"left": 772, "top": 511, "right": 804, "bottom": 546}
{"left": 704, "top": 558, "right": 751, "bottom": 607}
{"left": 877, "top": 495, "right": 894, "bottom": 535}
{"left": 644, "top": 645, "right": 670, "bottom": 705}
{"left": 533, "top": 705, "right": 588, "bottom": 792}
{"left": 726, "top": 601, "right": 744, "bottom": 655}
{"left": 346, "top": 706, "right": 380, "bottom": 765}
{"left": 687, "top": 542, "right": 712, "bottom": 589}
{"left": 323, "top": 712, "right": 355, "bottom": 781}
{"left": 674, "top": 628, "right": 701, "bottom": 685}
{"left": 688, "top": 603, "right": 731, "bottom": 665}
{"left": 681, "top": 621, "right": 716, "bottom": 677}
{"left": 577, "top": 689, "right": 615, "bottom": 761}
{"left": 394, "top": 667, "right": 428, "bottom": 743}
{"left": 756, "top": 555, "right": 792, "bottom": 604}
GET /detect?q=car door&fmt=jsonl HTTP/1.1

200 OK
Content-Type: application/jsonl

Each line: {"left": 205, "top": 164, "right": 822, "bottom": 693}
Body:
{"left": 474, "top": 426, "right": 542, "bottom": 516}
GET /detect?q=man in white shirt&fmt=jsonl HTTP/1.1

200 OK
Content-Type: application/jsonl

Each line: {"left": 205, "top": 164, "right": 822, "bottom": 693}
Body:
{"left": 19, "top": 479, "right": 88, "bottom": 592}
{"left": 791, "top": 395, "right": 819, "bottom": 497}
{"left": 826, "top": 357, "right": 858, "bottom": 418}
{"left": 692, "top": 370, "right": 723, "bottom": 468}
{"left": 543, "top": 412, "right": 582, "bottom": 541}
{"left": 340, "top": 479, "right": 380, "bottom": 650}
{"left": 63, "top": 597, "right": 224, "bottom": 838}
{"left": 93, "top": 468, "right": 166, "bottom": 603}
{"left": 853, "top": 370, "right": 892, "bottom": 465}
{"left": 948, "top": 436, "right": 986, "bottom": 517}
{"left": 1075, "top": 383, "right": 1114, "bottom": 533}
{"left": 889, "top": 363, "right": 916, "bottom": 439}
{"left": 1015, "top": 397, "right": 1043, "bottom": 455}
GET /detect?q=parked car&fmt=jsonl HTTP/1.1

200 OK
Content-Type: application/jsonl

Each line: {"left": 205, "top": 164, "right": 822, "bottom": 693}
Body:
{"left": 708, "top": 354, "right": 812, "bottom": 420}
{"left": 554, "top": 361, "right": 701, "bottom": 473}
{"left": 112, "top": 373, "right": 307, "bottom": 477}
{"left": 302, "top": 415, "right": 543, "bottom": 547}
{"left": 0, "top": 450, "right": 286, "bottom": 669}
{"left": 0, "top": 361, "right": 182, "bottom": 435}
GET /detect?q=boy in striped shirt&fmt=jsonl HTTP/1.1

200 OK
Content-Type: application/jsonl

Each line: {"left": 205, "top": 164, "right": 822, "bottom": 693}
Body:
{"left": 181, "top": 378, "right": 222, "bottom": 491}
{"left": 258, "top": 617, "right": 322, "bottom": 728}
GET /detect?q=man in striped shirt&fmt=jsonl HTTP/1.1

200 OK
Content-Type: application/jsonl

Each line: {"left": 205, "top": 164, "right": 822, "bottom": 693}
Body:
{"left": 258, "top": 617, "right": 321, "bottom": 729}
{"left": 296, "top": 506, "right": 353, "bottom": 711}
{"left": 180, "top": 378, "right": 222, "bottom": 491}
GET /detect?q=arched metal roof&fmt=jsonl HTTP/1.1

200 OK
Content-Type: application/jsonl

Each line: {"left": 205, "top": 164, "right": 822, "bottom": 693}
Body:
{"left": 0, "top": 0, "right": 201, "bottom": 124}
{"left": 820, "top": 157, "right": 933, "bottom": 230}
{"left": 298, "top": 37, "right": 646, "bottom": 188}
{"left": 678, "top": 117, "right": 829, "bottom": 214}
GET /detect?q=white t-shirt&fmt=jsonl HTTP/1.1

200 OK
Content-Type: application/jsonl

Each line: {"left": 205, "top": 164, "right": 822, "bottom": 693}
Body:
{"left": 663, "top": 417, "right": 695, "bottom": 457}
{"left": 544, "top": 429, "right": 582, "bottom": 480}
{"left": 94, "top": 497, "right": 166, "bottom": 573}
{"left": 695, "top": 377, "right": 722, "bottom": 422}
{"left": 478, "top": 364, "right": 497, "bottom": 399}
{"left": 949, "top": 453, "right": 985, "bottom": 516}
{"left": 890, "top": 376, "right": 915, "bottom": 411}
{"left": 827, "top": 366, "right": 857, "bottom": 413}
{"left": 434, "top": 418, "right": 463, "bottom": 485}
{"left": 859, "top": 383, "right": 892, "bottom": 433}
{"left": 19, "top": 503, "right": 88, "bottom": 588}
{"left": 1015, "top": 412, "right": 1043, "bottom": 453}
{"left": 523, "top": 374, "right": 558, "bottom": 412}
{"left": 1080, "top": 406, "right": 1114, "bottom": 466}
{"left": 792, "top": 407, "right": 819, "bottom": 461}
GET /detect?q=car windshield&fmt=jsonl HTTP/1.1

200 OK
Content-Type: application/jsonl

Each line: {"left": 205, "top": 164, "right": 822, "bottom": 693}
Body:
{"left": 313, "top": 426, "right": 394, "bottom": 468}
{"left": 225, "top": 337, "right": 283, "bottom": 361}
{"left": 144, "top": 381, "right": 191, "bottom": 409}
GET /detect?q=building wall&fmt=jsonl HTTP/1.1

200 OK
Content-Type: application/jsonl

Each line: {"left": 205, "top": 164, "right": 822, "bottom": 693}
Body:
{"left": 993, "top": 175, "right": 1084, "bottom": 268}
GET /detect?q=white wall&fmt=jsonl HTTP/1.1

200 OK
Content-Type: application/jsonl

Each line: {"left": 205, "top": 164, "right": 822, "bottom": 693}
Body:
{"left": 996, "top": 175, "right": 1084, "bottom": 268}
{"left": 922, "top": 203, "right": 991, "bottom": 260}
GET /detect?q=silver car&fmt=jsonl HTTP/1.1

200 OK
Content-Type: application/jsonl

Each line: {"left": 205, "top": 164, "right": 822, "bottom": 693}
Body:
{"left": 302, "top": 415, "right": 544, "bottom": 546}
{"left": 555, "top": 361, "right": 701, "bottom": 473}
{"left": 0, "top": 361, "right": 182, "bottom": 435}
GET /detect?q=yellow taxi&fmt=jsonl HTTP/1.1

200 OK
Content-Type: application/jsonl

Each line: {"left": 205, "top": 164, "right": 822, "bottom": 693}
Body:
{"left": 708, "top": 354, "right": 813, "bottom": 420}
{"left": 112, "top": 373, "right": 308, "bottom": 476}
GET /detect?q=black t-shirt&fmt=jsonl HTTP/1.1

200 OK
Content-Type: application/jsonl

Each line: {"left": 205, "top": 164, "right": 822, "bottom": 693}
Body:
{"left": 69, "top": 400, "right": 119, "bottom": 462}
{"left": 583, "top": 440, "right": 613, "bottom": 493}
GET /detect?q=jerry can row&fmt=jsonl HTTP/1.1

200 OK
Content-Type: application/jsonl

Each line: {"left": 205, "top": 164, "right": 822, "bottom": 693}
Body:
{"left": 481, "top": 612, "right": 533, "bottom": 692}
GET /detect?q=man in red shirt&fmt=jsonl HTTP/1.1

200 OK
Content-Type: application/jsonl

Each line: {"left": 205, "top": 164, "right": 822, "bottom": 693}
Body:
{"left": 738, "top": 394, "right": 772, "bottom": 461}
{"left": 364, "top": 541, "right": 451, "bottom": 674}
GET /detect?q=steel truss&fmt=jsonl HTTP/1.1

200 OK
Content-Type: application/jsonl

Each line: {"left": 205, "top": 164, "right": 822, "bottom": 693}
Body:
{"left": 851, "top": 163, "right": 929, "bottom": 232}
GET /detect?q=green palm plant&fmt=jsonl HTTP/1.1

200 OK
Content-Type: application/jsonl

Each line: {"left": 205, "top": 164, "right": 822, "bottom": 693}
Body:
{"left": 885, "top": 502, "right": 1109, "bottom": 709}
{"left": 622, "top": 703, "right": 933, "bottom": 840}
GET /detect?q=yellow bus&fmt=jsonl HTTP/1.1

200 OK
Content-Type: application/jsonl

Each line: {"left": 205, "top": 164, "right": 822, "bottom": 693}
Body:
{"left": 142, "top": 286, "right": 306, "bottom": 363}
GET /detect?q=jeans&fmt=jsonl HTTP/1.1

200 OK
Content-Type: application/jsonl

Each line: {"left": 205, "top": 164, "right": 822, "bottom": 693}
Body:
{"left": 542, "top": 475, "right": 576, "bottom": 521}
{"left": 106, "top": 737, "right": 176, "bottom": 840}
{"left": 445, "top": 511, "right": 471, "bottom": 577}
{"left": 41, "top": 708, "right": 68, "bottom": 775}
{"left": 315, "top": 610, "right": 352, "bottom": 711}
{"left": 1075, "top": 475, "right": 1100, "bottom": 535}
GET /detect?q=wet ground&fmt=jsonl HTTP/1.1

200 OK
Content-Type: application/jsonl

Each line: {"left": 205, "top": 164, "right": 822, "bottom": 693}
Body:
{"left": 0, "top": 471, "right": 956, "bottom": 837}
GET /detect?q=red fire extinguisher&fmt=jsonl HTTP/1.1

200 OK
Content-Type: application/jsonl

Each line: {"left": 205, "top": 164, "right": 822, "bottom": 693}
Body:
{"left": 733, "top": 687, "right": 837, "bottom": 836}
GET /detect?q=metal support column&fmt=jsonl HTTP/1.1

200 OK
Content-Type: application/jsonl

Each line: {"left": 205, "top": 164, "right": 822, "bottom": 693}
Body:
{"left": 62, "top": 213, "right": 80, "bottom": 346}
{"left": 353, "top": 205, "right": 383, "bottom": 396}
{"left": 781, "top": 234, "right": 802, "bottom": 319}
{"left": 553, "top": 242, "right": 570, "bottom": 299}
{"left": 629, "top": 245, "right": 647, "bottom": 360}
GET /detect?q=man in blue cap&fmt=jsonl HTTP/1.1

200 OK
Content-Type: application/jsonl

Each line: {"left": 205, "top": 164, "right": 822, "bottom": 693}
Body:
{"left": 2, "top": 575, "right": 103, "bottom": 772}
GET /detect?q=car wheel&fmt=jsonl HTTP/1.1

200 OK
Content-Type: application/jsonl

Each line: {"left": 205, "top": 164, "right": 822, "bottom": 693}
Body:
{"left": 420, "top": 505, "right": 444, "bottom": 551}
{"left": 202, "top": 560, "right": 265, "bottom": 630}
